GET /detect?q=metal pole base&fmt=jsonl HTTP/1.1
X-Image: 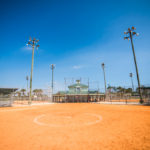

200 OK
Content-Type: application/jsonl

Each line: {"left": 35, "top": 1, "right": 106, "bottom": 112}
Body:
{"left": 139, "top": 99, "right": 144, "bottom": 104}
{"left": 28, "top": 101, "right": 32, "bottom": 105}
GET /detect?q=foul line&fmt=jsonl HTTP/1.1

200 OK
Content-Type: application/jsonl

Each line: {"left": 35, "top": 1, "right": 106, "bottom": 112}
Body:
{"left": 0, "top": 103, "right": 54, "bottom": 112}
{"left": 0, "top": 107, "right": 37, "bottom": 112}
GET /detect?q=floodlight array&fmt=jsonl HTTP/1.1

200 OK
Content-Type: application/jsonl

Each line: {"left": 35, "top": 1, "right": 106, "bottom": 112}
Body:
{"left": 124, "top": 26, "right": 139, "bottom": 41}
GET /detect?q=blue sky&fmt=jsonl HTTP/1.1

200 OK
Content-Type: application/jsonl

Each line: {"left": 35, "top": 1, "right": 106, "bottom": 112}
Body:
{"left": 0, "top": 0, "right": 150, "bottom": 91}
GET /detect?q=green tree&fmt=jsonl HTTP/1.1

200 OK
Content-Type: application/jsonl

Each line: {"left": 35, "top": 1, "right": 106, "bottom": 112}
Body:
{"left": 116, "top": 86, "right": 125, "bottom": 93}
{"left": 33, "top": 89, "right": 43, "bottom": 96}
{"left": 16, "top": 91, "right": 21, "bottom": 97}
{"left": 125, "top": 88, "right": 132, "bottom": 93}
{"left": 20, "top": 89, "right": 26, "bottom": 96}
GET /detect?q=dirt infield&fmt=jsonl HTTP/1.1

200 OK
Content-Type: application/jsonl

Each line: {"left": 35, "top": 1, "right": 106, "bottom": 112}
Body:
{"left": 0, "top": 103, "right": 150, "bottom": 150}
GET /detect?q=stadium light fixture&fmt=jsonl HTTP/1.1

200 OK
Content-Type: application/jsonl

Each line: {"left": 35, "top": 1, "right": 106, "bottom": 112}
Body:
{"left": 26, "top": 37, "right": 40, "bottom": 105}
{"left": 124, "top": 27, "right": 143, "bottom": 103}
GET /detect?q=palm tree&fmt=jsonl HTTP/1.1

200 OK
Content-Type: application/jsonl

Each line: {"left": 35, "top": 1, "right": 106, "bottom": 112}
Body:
{"left": 33, "top": 89, "right": 38, "bottom": 96}
{"left": 16, "top": 91, "right": 21, "bottom": 97}
{"left": 125, "top": 88, "right": 132, "bottom": 93}
{"left": 107, "top": 86, "right": 117, "bottom": 93}
{"left": 38, "top": 89, "right": 43, "bottom": 96}
{"left": 33, "top": 89, "right": 43, "bottom": 96}
{"left": 116, "top": 86, "right": 125, "bottom": 93}
{"left": 20, "top": 89, "right": 26, "bottom": 96}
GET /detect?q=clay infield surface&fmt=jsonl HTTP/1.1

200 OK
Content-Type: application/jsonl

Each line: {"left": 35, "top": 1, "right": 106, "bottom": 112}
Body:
{"left": 0, "top": 103, "right": 150, "bottom": 150}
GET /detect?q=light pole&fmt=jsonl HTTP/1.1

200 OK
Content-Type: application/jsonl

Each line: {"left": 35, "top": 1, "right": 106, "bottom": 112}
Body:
{"left": 101, "top": 63, "right": 107, "bottom": 99}
{"left": 27, "top": 37, "right": 40, "bottom": 104}
{"left": 124, "top": 27, "right": 143, "bottom": 103}
{"left": 50, "top": 64, "right": 55, "bottom": 102}
{"left": 129, "top": 73, "right": 134, "bottom": 92}
{"left": 64, "top": 78, "right": 67, "bottom": 103}
{"left": 26, "top": 76, "right": 29, "bottom": 96}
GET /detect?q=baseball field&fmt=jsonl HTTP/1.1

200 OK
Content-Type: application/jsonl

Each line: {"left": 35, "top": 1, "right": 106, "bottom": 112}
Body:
{"left": 0, "top": 103, "right": 150, "bottom": 150}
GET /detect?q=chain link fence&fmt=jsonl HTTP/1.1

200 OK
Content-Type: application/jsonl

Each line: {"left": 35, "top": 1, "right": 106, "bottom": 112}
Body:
{"left": 103, "top": 85, "right": 150, "bottom": 104}
{"left": 0, "top": 94, "right": 13, "bottom": 107}
{"left": 1, "top": 84, "right": 150, "bottom": 106}
{"left": 12, "top": 88, "right": 52, "bottom": 105}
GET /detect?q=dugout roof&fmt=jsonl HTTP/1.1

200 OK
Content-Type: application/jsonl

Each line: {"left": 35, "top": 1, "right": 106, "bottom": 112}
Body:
{"left": 0, "top": 88, "right": 18, "bottom": 95}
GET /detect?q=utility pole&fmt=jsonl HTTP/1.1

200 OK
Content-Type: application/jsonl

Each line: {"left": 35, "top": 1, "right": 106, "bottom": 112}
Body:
{"left": 97, "top": 81, "right": 99, "bottom": 93}
{"left": 26, "top": 76, "right": 29, "bottom": 96}
{"left": 129, "top": 73, "right": 134, "bottom": 92}
{"left": 124, "top": 27, "right": 143, "bottom": 103}
{"left": 88, "top": 78, "right": 89, "bottom": 90}
{"left": 26, "top": 37, "right": 40, "bottom": 105}
{"left": 101, "top": 63, "right": 107, "bottom": 99}
{"left": 50, "top": 64, "right": 55, "bottom": 102}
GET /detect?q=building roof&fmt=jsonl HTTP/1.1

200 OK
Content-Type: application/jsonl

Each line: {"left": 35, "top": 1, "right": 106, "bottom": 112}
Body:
{"left": 0, "top": 88, "right": 18, "bottom": 95}
{"left": 68, "top": 83, "right": 88, "bottom": 88}
{"left": 68, "top": 80, "right": 88, "bottom": 88}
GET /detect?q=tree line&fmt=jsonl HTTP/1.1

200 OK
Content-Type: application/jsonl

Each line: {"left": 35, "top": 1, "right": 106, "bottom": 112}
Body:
{"left": 107, "top": 86, "right": 133, "bottom": 94}
{"left": 15, "top": 89, "right": 43, "bottom": 97}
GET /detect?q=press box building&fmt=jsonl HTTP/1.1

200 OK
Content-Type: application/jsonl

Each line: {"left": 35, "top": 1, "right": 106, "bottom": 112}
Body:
{"left": 53, "top": 80, "right": 105, "bottom": 102}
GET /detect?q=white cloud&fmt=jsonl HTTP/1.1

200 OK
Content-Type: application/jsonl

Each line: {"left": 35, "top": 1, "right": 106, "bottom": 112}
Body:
{"left": 73, "top": 65, "right": 83, "bottom": 69}
{"left": 21, "top": 46, "right": 32, "bottom": 51}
